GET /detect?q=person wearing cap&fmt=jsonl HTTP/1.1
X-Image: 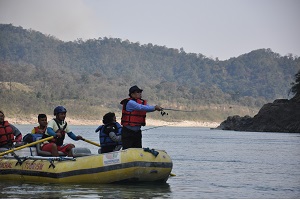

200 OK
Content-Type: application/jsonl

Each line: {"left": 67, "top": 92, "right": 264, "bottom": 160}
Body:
{"left": 0, "top": 110, "right": 23, "bottom": 149}
{"left": 120, "top": 85, "right": 162, "bottom": 149}
{"left": 41, "top": 106, "right": 82, "bottom": 157}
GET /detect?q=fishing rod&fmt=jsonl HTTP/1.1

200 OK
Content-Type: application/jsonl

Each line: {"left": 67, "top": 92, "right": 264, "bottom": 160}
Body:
{"left": 142, "top": 125, "right": 167, "bottom": 132}
{"left": 162, "top": 108, "right": 196, "bottom": 112}
{"left": 143, "top": 108, "right": 196, "bottom": 129}
{"left": 160, "top": 108, "right": 196, "bottom": 116}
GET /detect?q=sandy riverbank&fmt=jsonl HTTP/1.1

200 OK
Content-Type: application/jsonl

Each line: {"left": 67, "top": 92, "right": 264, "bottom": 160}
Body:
{"left": 6, "top": 117, "right": 220, "bottom": 128}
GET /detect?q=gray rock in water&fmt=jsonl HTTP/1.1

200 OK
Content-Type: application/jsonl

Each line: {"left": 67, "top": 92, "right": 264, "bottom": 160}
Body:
{"left": 215, "top": 98, "right": 300, "bottom": 133}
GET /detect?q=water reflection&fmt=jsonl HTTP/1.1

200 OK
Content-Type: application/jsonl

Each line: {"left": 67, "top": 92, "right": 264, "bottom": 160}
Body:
{"left": 0, "top": 181, "right": 172, "bottom": 199}
{"left": 1, "top": 126, "right": 300, "bottom": 198}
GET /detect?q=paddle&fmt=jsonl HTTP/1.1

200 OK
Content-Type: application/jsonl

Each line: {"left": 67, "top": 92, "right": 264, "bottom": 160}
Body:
{"left": 81, "top": 138, "right": 101, "bottom": 147}
{"left": 0, "top": 136, "right": 54, "bottom": 157}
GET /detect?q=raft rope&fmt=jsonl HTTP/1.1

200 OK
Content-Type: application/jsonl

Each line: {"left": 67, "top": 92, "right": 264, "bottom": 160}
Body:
{"left": 13, "top": 154, "right": 28, "bottom": 166}
{"left": 2, "top": 155, "right": 76, "bottom": 169}
{"left": 48, "top": 160, "right": 55, "bottom": 169}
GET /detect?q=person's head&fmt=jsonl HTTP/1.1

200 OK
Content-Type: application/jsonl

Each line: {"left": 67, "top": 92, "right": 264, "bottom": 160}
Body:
{"left": 102, "top": 112, "right": 116, "bottom": 124}
{"left": 129, "top": 85, "right": 143, "bottom": 99}
{"left": 53, "top": 106, "right": 67, "bottom": 121}
{"left": 38, "top": 114, "right": 47, "bottom": 127}
{"left": 0, "top": 110, "right": 4, "bottom": 124}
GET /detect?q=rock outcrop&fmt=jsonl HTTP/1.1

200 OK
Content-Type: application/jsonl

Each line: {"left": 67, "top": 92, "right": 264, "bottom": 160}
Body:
{"left": 216, "top": 96, "right": 300, "bottom": 133}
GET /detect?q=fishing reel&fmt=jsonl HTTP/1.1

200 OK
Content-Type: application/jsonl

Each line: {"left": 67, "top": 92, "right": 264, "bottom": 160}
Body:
{"left": 160, "top": 109, "right": 168, "bottom": 116}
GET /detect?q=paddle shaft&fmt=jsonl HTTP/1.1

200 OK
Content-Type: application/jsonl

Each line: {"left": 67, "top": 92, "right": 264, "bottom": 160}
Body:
{"left": 82, "top": 138, "right": 101, "bottom": 147}
{"left": 0, "top": 136, "right": 54, "bottom": 157}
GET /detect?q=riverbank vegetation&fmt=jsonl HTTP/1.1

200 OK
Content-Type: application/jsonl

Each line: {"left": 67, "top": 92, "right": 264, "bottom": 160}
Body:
{"left": 0, "top": 24, "right": 299, "bottom": 123}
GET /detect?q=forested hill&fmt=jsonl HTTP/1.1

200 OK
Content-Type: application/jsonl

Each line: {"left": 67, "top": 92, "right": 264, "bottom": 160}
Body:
{"left": 0, "top": 24, "right": 299, "bottom": 122}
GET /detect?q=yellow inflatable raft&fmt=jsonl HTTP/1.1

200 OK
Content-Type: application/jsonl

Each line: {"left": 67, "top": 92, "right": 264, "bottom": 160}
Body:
{"left": 0, "top": 148, "right": 173, "bottom": 184}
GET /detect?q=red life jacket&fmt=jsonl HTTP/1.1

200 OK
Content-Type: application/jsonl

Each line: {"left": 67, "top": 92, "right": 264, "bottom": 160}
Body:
{"left": 120, "top": 98, "right": 147, "bottom": 126}
{"left": 0, "top": 121, "right": 15, "bottom": 146}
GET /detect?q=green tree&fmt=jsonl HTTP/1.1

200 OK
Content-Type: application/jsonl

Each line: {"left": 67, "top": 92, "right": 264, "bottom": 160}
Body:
{"left": 290, "top": 70, "right": 300, "bottom": 98}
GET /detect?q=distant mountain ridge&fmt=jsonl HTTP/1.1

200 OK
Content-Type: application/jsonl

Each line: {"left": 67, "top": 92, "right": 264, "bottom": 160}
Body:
{"left": 0, "top": 23, "right": 299, "bottom": 122}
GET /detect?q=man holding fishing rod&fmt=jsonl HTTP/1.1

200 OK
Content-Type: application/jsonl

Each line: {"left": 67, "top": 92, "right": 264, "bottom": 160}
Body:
{"left": 120, "top": 85, "right": 163, "bottom": 149}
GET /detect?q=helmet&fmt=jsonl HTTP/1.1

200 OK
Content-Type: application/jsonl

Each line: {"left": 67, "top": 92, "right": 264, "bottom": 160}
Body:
{"left": 54, "top": 106, "right": 67, "bottom": 115}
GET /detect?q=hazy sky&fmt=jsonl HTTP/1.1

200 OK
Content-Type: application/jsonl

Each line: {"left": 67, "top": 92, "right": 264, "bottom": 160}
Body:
{"left": 0, "top": 0, "right": 299, "bottom": 60}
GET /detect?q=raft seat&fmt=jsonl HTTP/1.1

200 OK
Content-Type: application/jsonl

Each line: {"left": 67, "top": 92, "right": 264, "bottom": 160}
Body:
{"left": 36, "top": 142, "right": 66, "bottom": 156}
{"left": 35, "top": 137, "right": 91, "bottom": 157}
{"left": 71, "top": 148, "right": 92, "bottom": 157}
{"left": 35, "top": 137, "right": 66, "bottom": 157}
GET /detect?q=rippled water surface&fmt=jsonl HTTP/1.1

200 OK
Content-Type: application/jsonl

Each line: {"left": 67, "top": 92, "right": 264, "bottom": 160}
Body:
{"left": 1, "top": 125, "right": 300, "bottom": 198}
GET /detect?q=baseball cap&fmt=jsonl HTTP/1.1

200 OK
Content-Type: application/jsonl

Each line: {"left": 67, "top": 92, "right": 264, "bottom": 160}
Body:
{"left": 129, "top": 85, "right": 143, "bottom": 95}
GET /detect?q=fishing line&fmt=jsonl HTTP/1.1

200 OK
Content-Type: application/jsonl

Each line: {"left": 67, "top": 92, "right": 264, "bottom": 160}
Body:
{"left": 143, "top": 108, "right": 194, "bottom": 131}
{"left": 142, "top": 111, "right": 179, "bottom": 131}
{"left": 142, "top": 125, "right": 167, "bottom": 132}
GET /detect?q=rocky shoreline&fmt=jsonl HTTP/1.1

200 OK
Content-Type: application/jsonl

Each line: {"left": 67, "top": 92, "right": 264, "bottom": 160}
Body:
{"left": 215, "top": 97, "right": 300, "bottom": 133}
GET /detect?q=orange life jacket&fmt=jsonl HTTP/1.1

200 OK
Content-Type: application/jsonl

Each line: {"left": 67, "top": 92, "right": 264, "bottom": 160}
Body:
{"left": 120, "top": 98, "right": 147, "bottom": 126}
{"left": 0, "top": 121, "right": 15, "bottom": 146}
{"left": 33, "top": 126, "right": 46, "bottom": 134}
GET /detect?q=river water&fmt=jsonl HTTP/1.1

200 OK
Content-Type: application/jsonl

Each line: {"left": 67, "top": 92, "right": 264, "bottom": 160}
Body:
{"left": 1, "top": 125, "right": 299, "bottom": 198}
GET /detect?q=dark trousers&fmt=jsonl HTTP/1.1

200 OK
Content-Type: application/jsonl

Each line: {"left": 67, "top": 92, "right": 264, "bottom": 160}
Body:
{"left": 101, "top": 145, "right": 116, "bottom": 154}
{"left": 121, "top": 126, "right": 142, "bottom": 149}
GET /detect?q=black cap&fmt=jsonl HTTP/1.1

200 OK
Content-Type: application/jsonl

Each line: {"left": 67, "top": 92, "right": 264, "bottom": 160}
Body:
{"left": 129, "top": 85, "right": 143, "bottom": 95}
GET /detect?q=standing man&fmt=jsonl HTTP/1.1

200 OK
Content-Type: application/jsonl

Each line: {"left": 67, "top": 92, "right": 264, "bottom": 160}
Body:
{"left": 41, "top": 106, "right": 82, "bottom": 157}
{"left": 0, "top": 110, "right": 22, "bottom": 149}
{"left": 120, "top": 85, "right": 162, "bottom": 149}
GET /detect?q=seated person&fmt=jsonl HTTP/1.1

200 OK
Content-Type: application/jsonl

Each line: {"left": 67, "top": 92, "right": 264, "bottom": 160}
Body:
{"left": 32, "top": 114, "right": 47, "bottom": 134}
{"left": 95, "top": 112, "right": 122, "bottom": 153}
{"left": 26, "top": 114, "right": 48, "bottom": 142}
{"left": 41, "top": 106, "right": 82, "bottom": 157}
{"left": 0, "top": 110, "right": 22, "bottom": 149}
{"left": 31, "top": 114, "right": 47, "bottom": 141}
